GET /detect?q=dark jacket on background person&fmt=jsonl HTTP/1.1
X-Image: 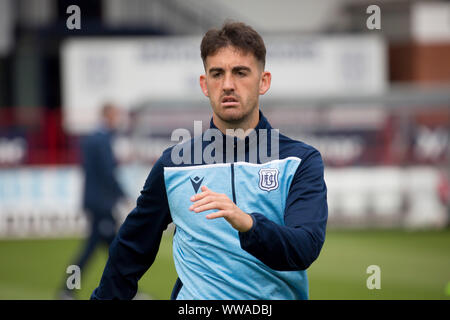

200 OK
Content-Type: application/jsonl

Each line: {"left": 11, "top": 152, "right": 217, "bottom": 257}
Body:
{"left": 81, "top": 127, "right": 125, "bottom": 215}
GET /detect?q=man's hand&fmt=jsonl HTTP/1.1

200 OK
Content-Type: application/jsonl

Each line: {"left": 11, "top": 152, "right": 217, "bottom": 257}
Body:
{"left": 189, "top": 186, "right": 253, "bottom": 232}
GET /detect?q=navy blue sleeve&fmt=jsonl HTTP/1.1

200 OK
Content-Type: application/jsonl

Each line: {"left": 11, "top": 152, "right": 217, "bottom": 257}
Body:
{"left": 239, "top": 149, "right": 328, "bottom": 271}
{"left": 91, "top": 157, "right": 172, "bottom": 299}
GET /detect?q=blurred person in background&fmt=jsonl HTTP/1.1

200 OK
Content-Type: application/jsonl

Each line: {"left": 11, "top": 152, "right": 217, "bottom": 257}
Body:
{"left": 58, "top": 103, "right": 126, "bottom": 299}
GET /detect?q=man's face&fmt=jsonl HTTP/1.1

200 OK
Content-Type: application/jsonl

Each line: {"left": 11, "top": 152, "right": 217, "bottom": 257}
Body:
{"left": 200, "top": 46, "right": 271, "bottom": 128}
{"left": 104, "top": 106, "right": 121, "bottom": 130}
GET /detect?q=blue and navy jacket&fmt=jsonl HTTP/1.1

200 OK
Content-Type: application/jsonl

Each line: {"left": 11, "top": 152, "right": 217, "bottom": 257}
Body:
{"left": 91, "top": 112, "right": 328, "bottom": 300}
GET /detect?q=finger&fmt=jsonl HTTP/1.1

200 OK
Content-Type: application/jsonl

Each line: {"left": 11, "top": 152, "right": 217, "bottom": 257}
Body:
{"left": 189, "top": 194, "right": 222, "bottom": 211}
{"left": 205, "top": 210, "right": 227, "bottom": 220}
{"left": 190, "top": 186, "right": 219, "bottom": 202}
{"left": 192, "top": 201, "right": 223, "bottom": 213}
{"left": 191, "top": 194, "right": 234, "bottom": 211}
{"left": 190, "top": 189, "right": 210, "bottom": 202}
{"left": 189, "top": 195, "right": 216, "bottom": 210}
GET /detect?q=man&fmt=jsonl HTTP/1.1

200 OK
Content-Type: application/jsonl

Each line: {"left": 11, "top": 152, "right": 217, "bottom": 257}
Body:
{"left": 79, "top": 104, "right": 126, "bottom": 262}
{"left": 60, "top": 104, "right": 126, "bottom": 299}
{"left": 91, "top": 22, "right": 327, "bottom": 300}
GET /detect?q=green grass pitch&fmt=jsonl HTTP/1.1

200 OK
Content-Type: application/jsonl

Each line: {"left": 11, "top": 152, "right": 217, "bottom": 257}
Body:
{"left": 0, "top": 229, "right": 449, "bottom": 300}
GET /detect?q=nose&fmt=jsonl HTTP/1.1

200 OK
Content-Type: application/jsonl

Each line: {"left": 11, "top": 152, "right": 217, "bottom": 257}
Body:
{"left": 222, "top": 73, "right": 235, "bottom": 93}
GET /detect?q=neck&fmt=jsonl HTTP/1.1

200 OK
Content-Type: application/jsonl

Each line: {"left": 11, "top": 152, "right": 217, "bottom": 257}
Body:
{"left": 213, "top": 108, "right": 260, "bottom": 139}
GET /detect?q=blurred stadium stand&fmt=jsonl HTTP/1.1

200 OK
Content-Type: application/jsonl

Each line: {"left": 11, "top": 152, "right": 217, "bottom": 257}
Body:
{"left": 0, "top": 0, "right": 449, "bottom": 237}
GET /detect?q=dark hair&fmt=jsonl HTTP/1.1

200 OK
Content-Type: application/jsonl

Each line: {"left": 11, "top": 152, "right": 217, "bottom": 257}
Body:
{"left": 200, "top": 21, "right": 266, "bottom": 68}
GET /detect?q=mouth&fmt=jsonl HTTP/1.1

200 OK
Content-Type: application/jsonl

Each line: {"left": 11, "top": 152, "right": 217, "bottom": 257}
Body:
{"left": 221, "top": 96, "right": 239, "bottom": 107}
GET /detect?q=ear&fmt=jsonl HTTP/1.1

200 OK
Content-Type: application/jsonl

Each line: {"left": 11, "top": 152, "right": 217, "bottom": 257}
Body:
{"left": 259, "top": 71, "right": 271, "bottom": 95}
{"left": 199, "top": 74, "right": 209, "bottom": 97}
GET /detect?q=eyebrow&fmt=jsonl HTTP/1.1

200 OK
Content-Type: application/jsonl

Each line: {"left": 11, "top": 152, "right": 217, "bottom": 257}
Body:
{"left": 208, "top": 65, "right": 252, "bottom": 74}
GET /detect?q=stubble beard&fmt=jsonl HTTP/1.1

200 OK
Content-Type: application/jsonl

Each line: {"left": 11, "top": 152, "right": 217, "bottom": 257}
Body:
{"left": 212, "top": 98, "right": 259, "bottom": 128}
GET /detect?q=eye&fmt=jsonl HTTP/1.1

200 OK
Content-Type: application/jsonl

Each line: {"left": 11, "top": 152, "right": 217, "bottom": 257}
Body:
{"left": 236, "top": 70, "right": 247, "bottom": 77}
{"left": 211, "top": 72, "right": 222, "bottom": 78}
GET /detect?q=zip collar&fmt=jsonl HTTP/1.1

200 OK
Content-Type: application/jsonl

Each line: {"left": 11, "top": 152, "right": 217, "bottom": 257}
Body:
{"left": 205, "top": 111, "right": 276, "bottom": 163}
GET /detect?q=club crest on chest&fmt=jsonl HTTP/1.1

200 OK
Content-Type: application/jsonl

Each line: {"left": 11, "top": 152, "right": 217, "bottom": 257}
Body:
{"left": 259, "top": 168, "right": 279, "bottom": 192}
